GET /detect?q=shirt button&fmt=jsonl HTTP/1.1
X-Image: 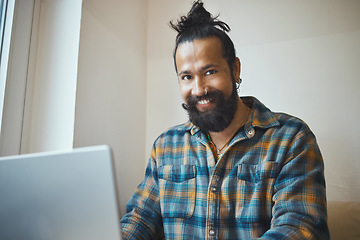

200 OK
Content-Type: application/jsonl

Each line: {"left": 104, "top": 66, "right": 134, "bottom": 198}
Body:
{"left": 211, "top": 187, "right": 217, "bottom": 193}
{"left": 248, "top": 129, "right": 255, "bottom": 137}
{"left": 209, "top": 230, "right": 216, "bottom": 236}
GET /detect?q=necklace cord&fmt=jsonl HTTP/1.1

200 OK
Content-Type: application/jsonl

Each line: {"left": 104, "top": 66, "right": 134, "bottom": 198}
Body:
{"left": 207, "top": 106, "right": 251, "bottom": 155}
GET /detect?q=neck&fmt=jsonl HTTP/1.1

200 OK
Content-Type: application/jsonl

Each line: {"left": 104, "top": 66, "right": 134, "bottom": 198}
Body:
{"left": 208, "top": 98, "right": 249, "bottom": 149}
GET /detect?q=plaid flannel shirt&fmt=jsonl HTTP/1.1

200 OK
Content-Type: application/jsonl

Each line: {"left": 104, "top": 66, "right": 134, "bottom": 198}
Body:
{"left": 121, "top": 97, "right": 329, "bottom": 239}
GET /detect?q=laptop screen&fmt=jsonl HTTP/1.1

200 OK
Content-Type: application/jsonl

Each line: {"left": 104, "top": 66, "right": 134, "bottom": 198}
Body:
{"left": 0, "top": 145, "right": 122, "bottom": 240}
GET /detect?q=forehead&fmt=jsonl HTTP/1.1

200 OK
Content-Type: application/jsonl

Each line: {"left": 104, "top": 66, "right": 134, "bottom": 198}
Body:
{"left": 175, "top": 37, "right": 227, "bottom": 72}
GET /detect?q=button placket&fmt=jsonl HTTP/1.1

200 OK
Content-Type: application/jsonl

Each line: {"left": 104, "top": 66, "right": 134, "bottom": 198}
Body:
{"left": 207, "top": 174, "right": 220, "bottom": 239}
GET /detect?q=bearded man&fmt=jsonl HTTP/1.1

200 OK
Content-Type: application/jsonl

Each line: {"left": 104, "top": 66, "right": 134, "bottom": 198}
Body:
{"left": 121, "top": 1, "right": 329, "bottom": 239}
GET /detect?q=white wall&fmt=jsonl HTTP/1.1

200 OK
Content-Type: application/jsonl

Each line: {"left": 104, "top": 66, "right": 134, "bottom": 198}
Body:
{"left": 145, "top": 1, "right": 190, "bottom": 158}
{"left": 146, "top": 0, "right": 360, "bottom": 202}
{"left": 74, "top": 0, "right": 148, "bottom": 215}
{"left": 23, "top": 0, "right": 83, "bottom": 153}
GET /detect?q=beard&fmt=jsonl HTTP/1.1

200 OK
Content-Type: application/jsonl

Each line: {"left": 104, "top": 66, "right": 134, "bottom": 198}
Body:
{"left": 183, "top": 82, "right": 239, "bottom": 132}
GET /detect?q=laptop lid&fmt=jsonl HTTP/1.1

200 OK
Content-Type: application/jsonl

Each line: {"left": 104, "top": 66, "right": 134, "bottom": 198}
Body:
{"left": 0, "top": 145, "right": 122, "bottom": 240}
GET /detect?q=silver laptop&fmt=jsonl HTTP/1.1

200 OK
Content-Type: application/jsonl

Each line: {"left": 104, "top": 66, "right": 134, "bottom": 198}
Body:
{"left": 0, "top": 145, "right": 122, "bottom": 240}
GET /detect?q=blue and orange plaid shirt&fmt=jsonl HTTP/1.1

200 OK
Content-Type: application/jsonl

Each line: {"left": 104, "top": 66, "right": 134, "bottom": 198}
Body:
{"left": 121, "top": 97, "right": 329, "bottom": 239}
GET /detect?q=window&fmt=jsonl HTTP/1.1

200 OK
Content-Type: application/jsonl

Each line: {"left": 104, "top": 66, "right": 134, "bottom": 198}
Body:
{"left": 0, "top": 0, "right": 8, "bottom": 56}
{"left": 0, "top": 0, "right": 12, "bottom": 140}
{"left": 0, "top": 0, "right": 32, "bottom": 156}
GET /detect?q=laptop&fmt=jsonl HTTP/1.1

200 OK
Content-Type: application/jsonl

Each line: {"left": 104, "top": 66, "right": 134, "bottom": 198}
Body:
{"left": 0, "top": 145, "right": 123, "bottom": 240}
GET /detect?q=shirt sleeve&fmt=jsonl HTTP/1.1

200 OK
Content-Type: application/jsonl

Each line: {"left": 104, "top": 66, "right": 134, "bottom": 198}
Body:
{"left": 259, "top": 128, "right": 330, "bottom": 239}
{"left": 120, "top": 153, "right": 165, "bottom": 240}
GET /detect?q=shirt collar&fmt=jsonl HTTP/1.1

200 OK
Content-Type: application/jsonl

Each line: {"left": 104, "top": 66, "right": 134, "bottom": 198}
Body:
{"left": 243, "top": 97, "right": 280, "bottom": 129}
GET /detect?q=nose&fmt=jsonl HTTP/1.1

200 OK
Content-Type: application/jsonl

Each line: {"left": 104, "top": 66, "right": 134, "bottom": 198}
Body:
{"left": 191, "top": 77, "right": 207, "bottom": 96}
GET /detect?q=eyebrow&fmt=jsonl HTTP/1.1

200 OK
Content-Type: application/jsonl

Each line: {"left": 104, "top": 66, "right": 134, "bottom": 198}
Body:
{"left": 178, "top": 64, "right": 220, "bottom": 76}
{"left": 178, "top": 70, "right": 191, "bottom": 76}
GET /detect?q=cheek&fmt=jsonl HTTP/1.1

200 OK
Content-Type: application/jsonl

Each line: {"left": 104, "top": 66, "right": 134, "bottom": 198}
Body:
{"left": 223, "top": 78, "right": 236, "bottom": 96}
{"left": 211, "top": 80, "right": 234, "bottom": 97}
{"left": 179, "top": 83, "right": 191, "bottom": 100}
{"left": 224, "top": 83, "right": 235, "bottom": 97}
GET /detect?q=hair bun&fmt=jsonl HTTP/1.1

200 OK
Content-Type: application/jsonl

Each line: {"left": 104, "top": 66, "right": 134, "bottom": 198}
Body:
{"left": 171, "top": 1, "right": 230, "bottom": 33}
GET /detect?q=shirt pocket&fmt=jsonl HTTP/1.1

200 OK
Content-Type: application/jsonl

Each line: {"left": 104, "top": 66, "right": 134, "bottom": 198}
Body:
{"left": 158, "top": 165, "right": 196, "bottom": 218}
{"left": 235, "top": 162, "right": 280, "bottom": 222}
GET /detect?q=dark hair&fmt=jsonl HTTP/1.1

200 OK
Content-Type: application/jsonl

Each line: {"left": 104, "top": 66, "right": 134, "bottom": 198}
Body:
{"left": 170, "top": 1, "right": 236, "bottom": 74}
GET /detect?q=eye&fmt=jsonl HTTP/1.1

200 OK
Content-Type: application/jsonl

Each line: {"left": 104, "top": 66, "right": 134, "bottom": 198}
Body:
{"left": 181, "top": 75, "right": 192, "bottom": 81}
{"left": 205, "top": 69, "right": 217, "bottom": 76}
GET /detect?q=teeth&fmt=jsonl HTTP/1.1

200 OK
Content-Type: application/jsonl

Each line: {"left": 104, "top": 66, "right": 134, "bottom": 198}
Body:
{"left": 198, "top": 98, "right": 211, "bottom": 105}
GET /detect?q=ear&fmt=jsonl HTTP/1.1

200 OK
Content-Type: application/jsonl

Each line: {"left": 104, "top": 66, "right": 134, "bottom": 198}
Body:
{"left": 232, "top": 57, "right": 241, "bottom": 82}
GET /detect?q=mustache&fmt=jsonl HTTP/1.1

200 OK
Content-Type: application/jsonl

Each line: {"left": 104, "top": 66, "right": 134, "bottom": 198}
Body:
{"left": 182, "top": 91, "right": 220, "bottom": 110}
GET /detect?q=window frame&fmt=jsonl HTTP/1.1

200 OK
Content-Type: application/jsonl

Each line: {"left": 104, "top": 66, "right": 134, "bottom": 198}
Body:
{"left": 0, "top": 0, "right": 39, "bottom": 156}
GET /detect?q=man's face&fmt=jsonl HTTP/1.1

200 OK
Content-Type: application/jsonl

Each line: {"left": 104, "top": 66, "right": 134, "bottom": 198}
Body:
{"left": 175, "top": 36, "right": 240, "bottom": 132}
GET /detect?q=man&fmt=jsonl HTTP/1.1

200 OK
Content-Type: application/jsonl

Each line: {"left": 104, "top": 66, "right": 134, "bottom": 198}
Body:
{"left": 121, "top": 1, "right": 329, "bottom": 239}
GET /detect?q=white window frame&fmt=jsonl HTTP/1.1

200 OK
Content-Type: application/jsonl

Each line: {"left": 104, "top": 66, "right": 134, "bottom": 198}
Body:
{"left": 0, "top": 0, "right": 39, "bottom": 156}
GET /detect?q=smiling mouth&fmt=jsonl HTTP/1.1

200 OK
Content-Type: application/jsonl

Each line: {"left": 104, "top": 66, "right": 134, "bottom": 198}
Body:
{"left": 197, "top": 98, "right": 212, "bottom": 105}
